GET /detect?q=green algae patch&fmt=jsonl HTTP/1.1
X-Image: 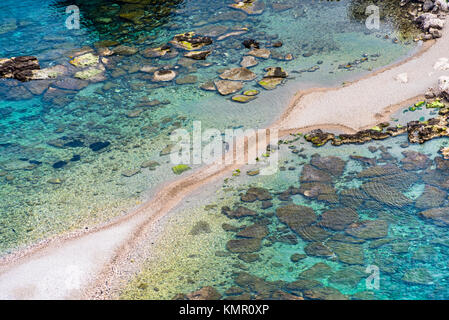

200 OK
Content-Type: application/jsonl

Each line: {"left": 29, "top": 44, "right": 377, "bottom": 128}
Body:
{"left": 231, "top": 95, "right": 256, "bottom": 103}
{"left": 172, "top": 164, "right": 191, "bottom": 175}
{"left": 69, "top": 53, "right": 99, "bottom": 68}
{"left": 415, "top": 101, "right": 426, "bottom": 108}
{"left": 243, "top": 89, "right": 260, "bottom": 96}
{"left": 258, "top": 77, "right": 283, "bottom": 90}
{"left": 427, "top": 100, "right": 445, "bottom": 109}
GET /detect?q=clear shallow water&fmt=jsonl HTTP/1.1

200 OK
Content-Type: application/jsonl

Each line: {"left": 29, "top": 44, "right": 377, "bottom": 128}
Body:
{"left": 121, "top": 118, "right": 449, "bottom": 300}
{"left": 0, "top": 1, "right": 418, "bottom": 257}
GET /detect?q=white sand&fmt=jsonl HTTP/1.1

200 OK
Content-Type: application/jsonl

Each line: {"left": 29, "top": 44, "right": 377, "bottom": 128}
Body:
{"left": 277, "top": 23, "right": 449, "bottom": 132}
{"left": 1, "top": 17, "right": 449, "bottom": 299}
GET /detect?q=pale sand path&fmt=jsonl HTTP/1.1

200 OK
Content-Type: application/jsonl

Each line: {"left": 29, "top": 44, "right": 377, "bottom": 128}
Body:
{"left": 1, "top": 17, "right": 449, "bottom": 299}
{"left": 277, "top": 23, "right": 449, "bottom": 132}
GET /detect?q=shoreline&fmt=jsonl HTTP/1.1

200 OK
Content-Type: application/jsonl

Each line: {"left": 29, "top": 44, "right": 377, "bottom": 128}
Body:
{"left": 0, "top": 16, "right": 448, "bottom": 299}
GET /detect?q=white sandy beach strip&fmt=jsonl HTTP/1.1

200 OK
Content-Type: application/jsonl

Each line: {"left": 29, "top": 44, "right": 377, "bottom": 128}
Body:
{"left": 0, "top": 16, "right": 449, "bottom": 300}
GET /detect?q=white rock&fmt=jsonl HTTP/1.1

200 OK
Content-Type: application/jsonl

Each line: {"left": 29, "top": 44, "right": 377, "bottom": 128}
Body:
{"left": 435, "top": 0, "right": 448, "bottom": 12}
{"left": 395, "top": 73, "right": 408, "bottom": 83}
{"left": 434, "top": 58, "right": 449, "bottom": 70}
{"left": 438, "top": 76, "right": 449, "bottom": 92}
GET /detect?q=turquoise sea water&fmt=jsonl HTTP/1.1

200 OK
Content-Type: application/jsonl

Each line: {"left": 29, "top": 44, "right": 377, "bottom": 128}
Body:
{"left": 2, "top": 0, "right": 441, "bottom": 300}
{"left": 122, "top": 112, "right": 449, "bottom": 299}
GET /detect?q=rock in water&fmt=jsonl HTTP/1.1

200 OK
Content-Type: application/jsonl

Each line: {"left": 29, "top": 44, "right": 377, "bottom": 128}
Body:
{"left": 419, "top": 207, "right": 449, "bottom": 226}
{"left": 214, "top": 80, "right": 243, "bottom": 95}
{"left": 219, "top": 67, "right": 257, "bottom": 81}
{"left": 240, "top": 56, "right": 258, "bottom": 68}
{"left": 0, "top": 56, "right": 40, "bottom": 82}
{"left": 170, "top": 32, "right": 212, "bottom": 51}
{"left": 153, "top": 70, "right": 177, "bottom": 82}
{"left": 345, "top": 220, "right": 389, "bottom": 239}
{"left": 319, "top": 207, "right": 359, "bottom": 231}
{"left": 226, "top": 238, "right": 261, "bottom": 253}
{"left": 185, "top": 287, "right": 222, "bottom": 300}
{"left": 229, "top": 0, "right": 266, "bottom": 15}
{"left": 361, "top": 182, "right": 412, "bottom": 207}
{"left": 276, "top": 204, "right": 317, "bottom": 233}
{"left": 184, "top": 50, "right": 211, "bottom": 60}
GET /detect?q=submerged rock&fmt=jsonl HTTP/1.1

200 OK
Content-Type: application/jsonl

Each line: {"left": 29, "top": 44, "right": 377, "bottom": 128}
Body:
{"left": 400, "top": 150, "right": 431, "bottom": 170}
{"left": 258, "top": 77, "right": 283, "bottom": 90}
{"left": 200, "top": 81, "right": 217, "bottom": 91}
{"left": 185, "top": 286, "right": 222, "bottom": 300}
{"left": 229, "top": 0, "right": 266, "bottom": 15}
{"left": 299, "top": 262, "right": 333, "bottom": 280}
{"left": 219, "top": 67, "right": 257, "bottom": 81}
{"left": 264, "top": 66, "right": 288, "bottom": 78}
{"left": 184, "top": 50, "right": 211, "bottom": 60}
{"left": 276, "top": 204, "right": 317, "bottom": 233}
{"left": 319, "top": 207, "right": 359, "bottom": 231}
{"left": 241, "top": 187, "right": 272, "bottom": 202}
{"left": 53, "top": 78, "right": 88, "bottom": 91}
{"left": 327, "top": 240, "right": 365, "bottom": 265}
{"left": 170, "top": 32, "right": 212, "bottom": 51}
{"left": 0, "top": 56, "right": 40, "bottom": 82}
{"left": 299, "top": 182, "right": 338, "bottom": 203}
{"left": 153, "top": 70, "right": 177, "bottom": 82}
{"left": 142, "top": 46, "right": 178, "bottom": 59}
{"left": 29, "top": 65, "right": 67, "bottom": 80}
{"left": 361, "top": 182, "right": 412, "bottom": 208}
{"left": 112, "top": 45, "right": 138, "bottom": 56}
{"left": 247, "top": 48, "right": 271, "bottom": 59}
{"left": 69, "top": 53, "right": 99, "bottom": 68}
{"left": 328, "top": 266, "right": 365, "bottom": 287}
{"left": 231, "top": 95, "right": 256, "bottom": 103}
{"left": 226, "top": 238, "right": 261, "bottom": 253}
{"left": 304, "top": 242, "right": 333, "bottom": 257}
{"left": 310, "top": 154, "right": 346, "bottom": 177}
{"left": 240, "top": 55, "right": 258, "bottom": 68}
{"left": 298, "top": 225, "right": 332, "bottom": 242}
{"left": 189, "top": 221, "right": 212, "bottom": 235}
{"left": 222, "top": 206, "right": 257, "bottom": 219}
{"left": 300, "top": 164, "right": 333, "bottom": 183}
{"left": 415, "top": 185, "right": 446, "bottom": 209}
{"left": 345, "top": 220, "right": 389, "bottom": 239}
{"left": 236, "top": 223, "right": 268, "bottom": 239}
{"left": 419, "top": 207, "right": 449, "bottom": 226}
{"left": 214, "top": 80, "right": 243, "bottom": 95}
{"left": 402, "top": 268, "right": 433, "bottom": 285}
